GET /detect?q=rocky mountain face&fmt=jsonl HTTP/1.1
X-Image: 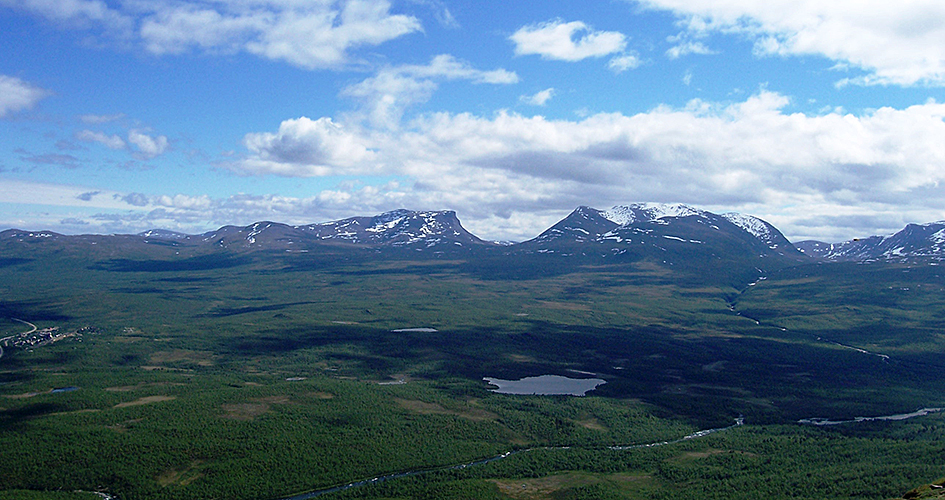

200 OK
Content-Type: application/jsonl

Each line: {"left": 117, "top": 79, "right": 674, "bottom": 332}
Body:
{"left": 796, "top": 221, "right": 945, "bottom": 262}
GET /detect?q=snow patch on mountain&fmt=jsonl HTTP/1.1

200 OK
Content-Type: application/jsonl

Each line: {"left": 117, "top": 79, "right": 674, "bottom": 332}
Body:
{"left": 798, "top": 221, "right": 945, "bottom": 262}
{"left": 722, "top": 213, "right": 779, "bottom": 249}
{"left": 602, "top": 203, "right": 707, "bottom": 226}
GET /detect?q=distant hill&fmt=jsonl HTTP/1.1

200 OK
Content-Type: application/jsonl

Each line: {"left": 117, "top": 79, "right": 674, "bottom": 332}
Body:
{"left": 509, "top": 203, "right": 805, "bottom": 284}
{"left": 7, "top": 204, "right": 945, "bottom": 278}
{"left": 796, "top": 221, "right": 945, "bottom": 263}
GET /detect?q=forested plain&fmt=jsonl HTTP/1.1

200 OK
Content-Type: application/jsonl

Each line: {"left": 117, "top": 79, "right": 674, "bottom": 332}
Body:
{"left": 1, "top": 238, "right": 945, "bottom": 499}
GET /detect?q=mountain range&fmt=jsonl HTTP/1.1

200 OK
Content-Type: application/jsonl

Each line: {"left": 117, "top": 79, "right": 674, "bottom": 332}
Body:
{"left": 3, "top": 203, "right": 944, "bottom": 265}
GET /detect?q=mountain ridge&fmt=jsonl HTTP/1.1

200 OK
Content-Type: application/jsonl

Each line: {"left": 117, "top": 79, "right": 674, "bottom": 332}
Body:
{"left": 797, "top": 221, "right": 945, "bottom": 263}
{"left": 6, "top": 204, "right": 945, "bottom": 264}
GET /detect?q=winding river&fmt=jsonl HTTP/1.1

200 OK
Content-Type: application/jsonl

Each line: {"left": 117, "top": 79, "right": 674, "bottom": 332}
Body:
{"left": 277, "top": 404, "right": 945, "bottom": 500}
{"left": 278, "top": 417, "right": 746, "bottom": 500}
{"left": 798, "top": 407, "right": 944, "bottom": 426}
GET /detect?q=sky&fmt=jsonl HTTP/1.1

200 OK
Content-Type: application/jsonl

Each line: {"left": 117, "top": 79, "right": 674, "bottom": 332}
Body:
{"left": 1, "top": 0, "right": 945, "bottom": 243}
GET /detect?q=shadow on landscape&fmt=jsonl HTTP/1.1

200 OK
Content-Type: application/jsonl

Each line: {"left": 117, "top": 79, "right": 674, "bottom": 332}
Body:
{"left": 0, "top": 257, "right": 32, "bottom": 268}
{"left": 158, "top": 276, "right": 219, "bottom": 283}
{"left": 0, "top": 369, "right": 32, "bottom": 384}
{"left": 220, "top": 318, "right": 943, "bottom": 426}
{"left": 327, "top": 263, "right": 463, "bottom": 277}
{"left": 0, "top": 299, "right": 72, "bottom": 322}
{"left": 111, "top": 286, "right": 165, "bottom": 294}
{"left": 0, "top": 403, "right": 69, "bottom": 426}
{"left": 202, "top": 301, "right": 319, "bottom": 318}
{"left": 90, "top": 254, "right": 252, "bottom": 272}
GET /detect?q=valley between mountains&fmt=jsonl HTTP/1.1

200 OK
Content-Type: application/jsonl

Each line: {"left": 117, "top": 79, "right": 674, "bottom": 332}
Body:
{"left": 2, "top": 203, "right": 945, "bottom": 500}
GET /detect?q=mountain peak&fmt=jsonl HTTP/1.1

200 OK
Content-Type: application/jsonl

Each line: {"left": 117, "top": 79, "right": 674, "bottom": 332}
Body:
{"left": 602, "top": 203, "right": 707, "bottom": 225}
{"left": 798, "top": 221, "right": 945, "bottom": 262}
{"left": 299, "top": 209, "right": 487, "bottom": 250}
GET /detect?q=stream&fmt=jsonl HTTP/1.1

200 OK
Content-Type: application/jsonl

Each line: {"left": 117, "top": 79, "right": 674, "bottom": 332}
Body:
{"left": 278, "top": 403, "right": 945, "bottom": 500}
{"left": 279, "top": 417, "right": 747, "bottom": 500}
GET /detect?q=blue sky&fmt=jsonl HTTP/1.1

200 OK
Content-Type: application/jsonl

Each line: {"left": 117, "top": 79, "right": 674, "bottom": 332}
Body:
{"left": 1, "top": 0, "right": 944, "bottom": 242}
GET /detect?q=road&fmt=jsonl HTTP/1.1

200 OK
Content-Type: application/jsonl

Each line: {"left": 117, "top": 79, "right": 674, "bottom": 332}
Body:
{"left": 0, "top": 318, "right": 38, "bottom": 361}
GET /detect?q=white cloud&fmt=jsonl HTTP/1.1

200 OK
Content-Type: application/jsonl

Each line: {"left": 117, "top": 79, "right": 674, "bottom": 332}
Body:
{"left": 0, "top": 75, "right": 49, "bottom": 117}
{"left": 228, "top": 92, "right": 945, "bottom": 242}
{"left": 666, "top": 40, "right": 714, "bottom": 59}
{"left": 0, "top": 0, "right": 132, "bottom": 32}
{"left": 341, "top": 54, "right": 518, "bottom": 128}
{"left": 237, "top": 117, "right": 377, "bottom": 176}
{"left": 4, "top": 0, "right": 421, "bottom": 70}
{"left": 128, "top": 129, "right": 169, "bottom": 158}
{"left": 12, "top": 86, "right": 945, "bottom": 243}
{"left": 510, "top": 19, "right": 627, "bottom": 62}
{"left": 521, "top": 88, "right": 555, "bottom": 106}
{"left": 608, "top": 53, "right": 642, "bottom": 72}
{"left": 634, "top": 0, "right": 945, "bottom": 86}
{"left": 76, "top": 129, "right": 126, "bottom": 149}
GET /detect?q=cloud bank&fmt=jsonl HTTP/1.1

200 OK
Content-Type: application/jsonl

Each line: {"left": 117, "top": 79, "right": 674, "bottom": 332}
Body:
{"left": 1, "top": 0, "right": 421, "bottom": 69}
{"left": 635, "top": 0, "right": 945, "bottom": 86}
{"left": 216, "top": 91, "right": 945, "bottom": 241}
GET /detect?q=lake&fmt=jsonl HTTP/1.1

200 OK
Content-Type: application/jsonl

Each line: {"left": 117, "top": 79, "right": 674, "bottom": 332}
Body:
{"left": 483, "top": 375, "right": 606, "bottom": 396}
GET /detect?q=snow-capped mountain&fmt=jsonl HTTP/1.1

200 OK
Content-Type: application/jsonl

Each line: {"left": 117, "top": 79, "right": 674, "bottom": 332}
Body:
{"left": 138, "top": 229, "right": 191, "bottom": 240}
{"left": 297, "top": 209, "right": 487, "bottom": 249}
{"left": 524, "top": 203, "right": 802, "bottom": 260}
{"left": 602, "top": 203, "right": 710, "bottom": 225}
{"left": 797, "top": 222, "right": 945, "bottom": 262}
{"left": 143, "top": 209, "right": 492, "bottom": 252}
{"left": 720, "top": 212, "right": 793, "bottom": 253}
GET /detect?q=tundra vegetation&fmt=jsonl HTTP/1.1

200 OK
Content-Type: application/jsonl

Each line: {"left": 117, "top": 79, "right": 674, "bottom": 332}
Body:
{"left": 1, "top": 238, "right": 944, "bottom": 499}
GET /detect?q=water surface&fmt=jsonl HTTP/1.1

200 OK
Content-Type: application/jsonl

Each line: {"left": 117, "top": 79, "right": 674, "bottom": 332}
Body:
{"left": 483, "top": 375, "right": 605, "bottom": 396}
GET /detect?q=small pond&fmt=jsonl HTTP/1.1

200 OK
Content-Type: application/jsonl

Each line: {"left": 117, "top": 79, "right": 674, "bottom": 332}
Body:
{"left": 483, "top": 375, "right": 605, "bottom": 396}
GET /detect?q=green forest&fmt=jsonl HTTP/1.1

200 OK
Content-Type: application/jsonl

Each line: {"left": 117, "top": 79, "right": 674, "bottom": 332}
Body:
{"left": 2, "top": 241, "right": 945, "bottom": 499}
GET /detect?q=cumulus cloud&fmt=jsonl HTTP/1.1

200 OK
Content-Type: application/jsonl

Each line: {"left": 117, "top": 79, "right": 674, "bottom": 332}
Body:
{"left": 666, "top": 40, "right": 714, "bottom": 59}
{"left": 237, "top": 117, "right": 377, "bottom": 176}
{"left": 521, "top": 88, "right": 555, "bottom": 106}
{"left": 633, "top": 0, "right": 945, "bottom": 86}
{"left": 341, "top": 54, "right": 518, "bottom": 128}
{"left": 4, "top": 0, "right": 420, "bottom": 70}
{"left": 127, "top": 129, "right": 169, "bottom": 158}
{"left": 608, "top": 53, "right": 642, "bottom": 72}
{"left": 510, "top": 19, "right": 627, "bottom": 61}
{"left": 227, "top": 91, "right": 945, "bottom": 242}
{"left": 0, "top": 75, "right": 50, "bottom": 117}
{"left": 0, "top": 0, "right": 132, "bottom": 32}
{"left": 76, "top": 129, "right": 126, "bottom": 150}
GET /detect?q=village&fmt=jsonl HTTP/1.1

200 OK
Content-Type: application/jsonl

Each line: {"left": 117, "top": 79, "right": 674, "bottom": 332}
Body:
{"left": 0, "top": 321, "right": 96, "bottom": 353}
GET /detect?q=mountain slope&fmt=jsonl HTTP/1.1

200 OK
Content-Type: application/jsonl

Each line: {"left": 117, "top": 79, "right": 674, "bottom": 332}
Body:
{"left": 797, "top": 221, "right": 945, "bottom": 262}
{"left": 504, "top": 203, "right": 807, "bottom": 285}
{"left": 521, "top": 203, "right": 803, "bottom": 260}
{"left": 297, "top": 209, "right": 489, "bottom": 249}
{"left": 133, "top": 209, "right": 493, "bottom": 254}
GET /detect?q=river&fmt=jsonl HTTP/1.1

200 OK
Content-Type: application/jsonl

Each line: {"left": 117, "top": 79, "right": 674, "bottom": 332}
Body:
{"left": 277, "top": 417, "right": 745, "bottom": 500}
{"left": 277, "top": 404, "right": 945, "bottom": 499}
